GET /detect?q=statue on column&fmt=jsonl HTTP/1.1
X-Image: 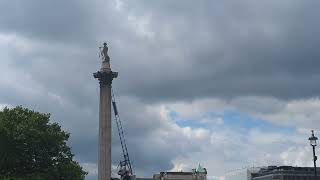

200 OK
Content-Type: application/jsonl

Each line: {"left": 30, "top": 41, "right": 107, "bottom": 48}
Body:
{"left": 100, "top": 42, "right": 110, "bottom": 62}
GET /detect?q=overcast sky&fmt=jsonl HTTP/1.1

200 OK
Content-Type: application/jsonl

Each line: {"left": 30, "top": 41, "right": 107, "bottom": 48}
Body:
{"left": 1, "top": 0, "right": 320, "bottom": 179}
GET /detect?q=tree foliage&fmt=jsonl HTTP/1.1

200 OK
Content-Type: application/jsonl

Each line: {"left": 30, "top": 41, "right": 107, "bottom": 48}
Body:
{"left": 0, "top": 106, "right": 87, "bottom": 179}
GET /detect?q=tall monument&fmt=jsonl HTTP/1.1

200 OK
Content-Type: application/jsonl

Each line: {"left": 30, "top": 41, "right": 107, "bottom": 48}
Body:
{"left": 94, "top": 43, "right": 118, "bottom": 180}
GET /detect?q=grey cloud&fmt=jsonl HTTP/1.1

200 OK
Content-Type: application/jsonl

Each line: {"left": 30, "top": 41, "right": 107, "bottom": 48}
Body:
{"left": 1, "top": 0, "right": 320, "bottom": 179}
{"left": 111, "top": 0, "right": 320, "bottom": 101}
{"left": 3, "top": 0, "right": 320, "bottom": 101}
{"left": 0, "top": 0, "right": 111, "bottom": 44}
{"left": 110, "top": 97, "right": 206, "bottom": 176}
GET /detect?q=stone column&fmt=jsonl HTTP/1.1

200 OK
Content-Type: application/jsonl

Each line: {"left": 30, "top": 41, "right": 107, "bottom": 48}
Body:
{"left": 94, "top": 60, "right": 118, "bottom": 180}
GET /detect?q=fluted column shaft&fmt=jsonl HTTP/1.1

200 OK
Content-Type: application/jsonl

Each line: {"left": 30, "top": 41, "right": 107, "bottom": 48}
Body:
{"left": 94, "top": 64, "right": 118, "bottom": 180}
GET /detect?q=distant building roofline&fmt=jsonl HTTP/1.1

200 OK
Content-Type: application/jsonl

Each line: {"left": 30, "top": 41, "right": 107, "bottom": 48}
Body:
{"left": 160, "top": 172, "right": 194, "bottom": 175}
{"left": 253, "top": 166, "right": 320, "bottom": 178}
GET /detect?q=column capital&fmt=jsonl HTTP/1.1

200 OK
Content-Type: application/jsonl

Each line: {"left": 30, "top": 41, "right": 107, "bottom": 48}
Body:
{"left": 93, "top": 71, "right": 118, "bottom": 87}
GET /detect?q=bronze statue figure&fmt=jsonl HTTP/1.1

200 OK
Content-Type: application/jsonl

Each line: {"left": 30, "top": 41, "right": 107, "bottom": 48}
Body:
{"left": 100, "top": 42, "right": 110, "bottom": 62}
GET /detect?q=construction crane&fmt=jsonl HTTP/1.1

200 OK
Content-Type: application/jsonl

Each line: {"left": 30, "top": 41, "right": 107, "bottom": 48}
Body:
{"left": 111, "top": 88, "right": 134, "bottom": 180}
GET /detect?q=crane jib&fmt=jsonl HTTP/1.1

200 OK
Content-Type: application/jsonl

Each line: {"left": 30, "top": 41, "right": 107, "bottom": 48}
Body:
{"left": 111, "top": 88, "right": 134, "bottom": 177}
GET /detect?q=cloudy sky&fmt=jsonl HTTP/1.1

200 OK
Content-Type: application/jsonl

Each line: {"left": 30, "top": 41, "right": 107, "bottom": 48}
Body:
{"left": 1, "top": 0, "right": 320, "bottom": 179}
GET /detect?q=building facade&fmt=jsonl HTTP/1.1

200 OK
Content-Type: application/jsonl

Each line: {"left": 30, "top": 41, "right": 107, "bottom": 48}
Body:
{"left": 153, "top": 165, "right": 207, "bottom": 180}
{"left": 225, "top": 167, "right": 261, "bottom": 180}
{"left": 253, "top": 166, "right": 320, "bottom": 180}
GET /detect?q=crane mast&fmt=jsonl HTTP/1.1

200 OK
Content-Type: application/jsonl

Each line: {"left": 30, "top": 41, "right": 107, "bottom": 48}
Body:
{"left": 111, "top": 89, "right": 133, "bottom": 180}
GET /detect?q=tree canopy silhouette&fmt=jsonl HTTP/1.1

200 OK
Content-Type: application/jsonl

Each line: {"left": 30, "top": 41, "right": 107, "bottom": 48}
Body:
{"left": 0, "top": 106, "right": 87, "bottom": 180}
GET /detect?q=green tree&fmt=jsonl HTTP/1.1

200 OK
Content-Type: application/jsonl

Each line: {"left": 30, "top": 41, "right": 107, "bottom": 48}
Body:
{"left": 0, "top": 106, "right": 87, "bottom": 180}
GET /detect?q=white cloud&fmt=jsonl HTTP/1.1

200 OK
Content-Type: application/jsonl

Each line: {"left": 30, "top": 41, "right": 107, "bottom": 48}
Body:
{"left": 170, "top": 159, "right": 190, "bottom": 172}
{"left": 81, "top": 162, "right": 98, "bottom": 176}
{"left": 128, "top": 96, "right": 317, "bottom": 175}
{"left": 166, "top": 99, "right": 231, "bottom": 119}
{"left": 255, "top": 98, "right": 320, "bottom": 130}
{"left": 127, "top": 14, "right": 154, "bottom": 39}
{"left": 167, "top": 96, "right": 320, "bottom": 132}
{"left": 115, "top": 0, "right": 124, "bottom": 12}
{"left": 280, "top": 146, "right": 313, "bottom": 167}
{"left": 0, "top": 103, "right": 11, "bottom": 110}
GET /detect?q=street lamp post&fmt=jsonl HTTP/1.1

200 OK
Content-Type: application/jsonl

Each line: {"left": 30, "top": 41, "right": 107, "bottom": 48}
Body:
{"left": 309, "top": 130, "right": 318, "bottom": 180}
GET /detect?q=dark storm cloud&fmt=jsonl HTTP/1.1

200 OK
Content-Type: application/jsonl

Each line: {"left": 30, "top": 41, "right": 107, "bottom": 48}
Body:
{"left": 111, "top": 0, "right": 320, "bottom": 101}
{"left": 0, "top": 0, "right": 121, "bottom": 45}
{"left": 3, "top": 0, "right": 320, "bottom": 101}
